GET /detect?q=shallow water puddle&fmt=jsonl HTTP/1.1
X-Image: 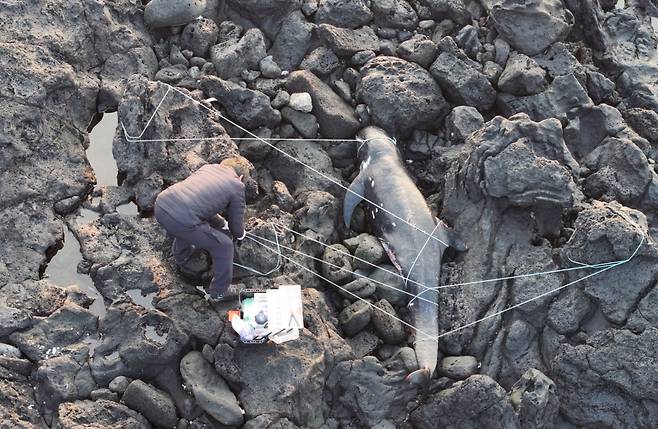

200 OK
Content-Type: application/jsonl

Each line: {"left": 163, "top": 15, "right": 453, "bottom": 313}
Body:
{"left": 44, "top": 223, "right": 106, "bottom": 318}
{"left": 87, "top": 112, "right": 119, "bottom": 186}
{"left": 144, "top": 325, "right": 168, "bottom": 345}
{"left": 126, "top": 289, "right": 156, "bottom": 310}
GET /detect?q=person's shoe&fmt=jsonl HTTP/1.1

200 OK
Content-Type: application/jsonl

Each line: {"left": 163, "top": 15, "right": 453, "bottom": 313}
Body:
{"left": 207, "top": 284, "right": 242, "bottom": 303}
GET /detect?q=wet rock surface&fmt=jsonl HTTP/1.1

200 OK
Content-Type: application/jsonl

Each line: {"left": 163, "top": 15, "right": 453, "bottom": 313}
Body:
{"left": 3, "top": 0, "right": 658, "bottom": 428}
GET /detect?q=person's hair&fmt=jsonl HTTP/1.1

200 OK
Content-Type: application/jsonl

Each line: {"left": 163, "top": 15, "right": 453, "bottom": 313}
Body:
{"left": 220, "top": 156, "right": 250, "bottom": 183}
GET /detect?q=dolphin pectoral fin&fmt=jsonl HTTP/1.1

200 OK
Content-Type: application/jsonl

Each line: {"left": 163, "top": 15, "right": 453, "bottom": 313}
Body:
{"left": 343, "top": 173, "right": 366, "bottom": 229}
{"left": 406, "top": 368, "right": 431, "bottom": 387}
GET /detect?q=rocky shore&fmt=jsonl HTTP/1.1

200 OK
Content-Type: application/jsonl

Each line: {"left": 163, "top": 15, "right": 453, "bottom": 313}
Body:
{"left": 1, "top": 0, "right": 657, "bottom": 428}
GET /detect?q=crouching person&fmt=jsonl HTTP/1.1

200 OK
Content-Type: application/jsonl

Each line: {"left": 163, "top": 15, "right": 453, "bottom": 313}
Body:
{"left": 154, "top": 156, "right": 250, "bottom": 301}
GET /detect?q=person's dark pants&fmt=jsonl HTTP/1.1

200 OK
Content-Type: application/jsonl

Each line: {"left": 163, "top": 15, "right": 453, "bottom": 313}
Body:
{"left": 154, "top": 204, "right": 234, "bottom": 297}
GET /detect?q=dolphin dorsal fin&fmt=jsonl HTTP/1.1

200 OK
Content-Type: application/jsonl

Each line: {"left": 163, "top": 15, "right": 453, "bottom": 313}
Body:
{"left": 343, "top": 172, "right": 366, "bottom": 229}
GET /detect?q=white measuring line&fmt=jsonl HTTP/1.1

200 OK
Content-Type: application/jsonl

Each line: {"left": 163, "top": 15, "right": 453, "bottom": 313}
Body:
{"left": 246, "top": 231, "right": 440, "bottom": 307}
{"left": 121, "top": 83, "right": 450, "bottom": 248}
{"left": 271, "top": 221, "right": 638, "bottom": 297}
{"left": 246, "top": 232, "right": 641, "bottom": 341}
{"left": 244, "top": 233, "right": 440, "bottom": 341}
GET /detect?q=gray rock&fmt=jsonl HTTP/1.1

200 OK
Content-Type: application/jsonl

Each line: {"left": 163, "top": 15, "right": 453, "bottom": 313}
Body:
{"left": 333, "top": 79, "right": 351, "bottom": 102}
{"left": 586, "top": 70, "right": 617, "bottom": 105}
{"left": 109, "top": 376, "right": 131, "bottom": 394}
{"left": 269, "top": 11, "right": 315, "bottom": 71}
{"left": 272, "top": 180, "right": 295, "bottom": 212}
{"left": 234, "top": 221, "right": 282, "bottom": 277}
{"left": 350, "top": 50, "right": 375, "bottom": 66}
{"left": 497, "top": 73, "right": 593, "bottom": 123}
{"left": 440, "top": 356, "right": 479, "bottom": 380}
{"left": 289, "top": 92, "right": 313, "bottom": 113}
{"left": 145, "top": 0, "right": 207, "bottom": 28}
{"left": 485, "top": 0, "right": 574, "bottom": 55}
{"left": 339, "top": 300, "right": 372, "bottom": 336}
{"left": 445, "top": 106, "right": 484, "bottom": 144}
{"left": 533, "top": 43, "right": 587, "bottom": 87}
{"left": 265, "top": 140, "right": 342, "bottom": 195}
{"left": 498, "top": 52, "right": 547, "bottom": 96}
{"left": 494, "top": 37, "right": 510, "bottom": 66}
{"left": 321, "top": 244, "right": 354, "bottom": 285}
{"left": 9, "top": 301, "right": 97, "bottom": 361}
{"left": 260, "top": 55, "right": 282, "bottom": 78}
{"left": 353, "top": 234, "right": 387, "bottom": 269}
{"left": 326, "top": 356, "right": 417, "bottom": 427}
{"left": 424, "top": 0, "right": 470, "bottom": 25}
{"left": 300, "top": 46, "right": 340, "bottom": 76}
{"left": 116, "top": 77, "right": 237, "bottom": 210}
{"left": 357, "top": 56, "right": 449, "bottom": 137}
{"left": 271, "top": 90, "right": 291, "bottom": 109}
{"left": 200, "top": 75, "right": 281, "bottom": 129}
{"left": 317, "top": 24, "right": 379, "bottom": 57}
{"left": 462, "top": 113, "right": 579, "bottom": 208}
{"left": 315, "top": 0, "right": 373, "bottom": 28}
{"left": 180, "top": 18, "right": 219, "bottom": 57}
{"left": 371, "top": 299, "right": 405, "bottom": 344}
{"left": 170, "top": 44, "right": 190, "bottom": 67}
{"left": 430, "top": 38, "right": 496, "bottom": 110}
{"left": 90, "top": 388, "right": 119, "bottom": 402}
{"left": 210, "top": 28, "right": 267, "bottom": 79}
{"left": 346, "top": 330, "right": 380, "bottom": 358}
{"left": 98, "top": 47, "right": 159, "bottom": 111}
{"left": 454, "top": 25, "right": 481, "bottom": 59}
{"left": 372, "top": 0, "right": 419, "bottom": 30}
{"left": 508, "top": 368, "right": 559, "bottom": 429}
{"left": 36, "top": 355, "right": 92, "bottom": 414}
{"left": 482, "top": 60, "right": 503, "bottom": 83}
{"left": 410, "top": 375, "right": 520, "bottom": 428}
{"left": 560, "top": 201, "right": 655, "bottom": 325}
{"left": 122, "top": 379, "right": 178, "bottom": 428}
{"left": 582, "top": 137, "right": 652, "bottom": 205}
{"left": 180, "top": 351, "right": 243, "bottom": 426}
{"left": 396, "top": 35, "right": 438, "bottom": 68}
{"left": 339, "top": 277, "right": 378, "bottom": 301}
{"left": 547, "top": 288, "right": 591, "bottom": 335}
{"left": 551, "top": 329, "right": 658, "bottom": 428}
{"left": 0, "top": 343, "right": 21, "bottom": 358}
{"left": 286, "top": 70, "right": 360, "bottom": 139}
{"left": 155, "top": 65, "right": 187, "bottom": 84}
{"left": 369, "top": 264, "right": 408, "bottom": 306}
{"left": 57, "top": 399, "right": 150, "bottom": 428}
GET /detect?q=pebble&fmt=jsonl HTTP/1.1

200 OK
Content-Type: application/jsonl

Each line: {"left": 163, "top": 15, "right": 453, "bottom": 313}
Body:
{"left": 260, "top": 55, "right": 282, "bottom": 78}
{"left": 288, "top": 92, "right": 313, "bottom": 113}
{"left": 439, "top": 356, "right": 479, "bottom": 380}
{"left": 90, "top": 388, "right": 119, "bottom": 402}
{"left": 339, "top": 300, "right": 372, "bottom": 336}
{"left": 272, "top": 180, "right": 295, "bottom": 212}
{"left": 0, "top": 343, "right": 21, "bottom": 358}
{"left": 271, "top": 90, "right": 291, "bottom": 109}
{"left": 122, "top": 379, "right": 178, "bottom": 428}
{"left": 351, "top": 50, "right": 377, "bottom": 66}
{"left": 339, "top": 277, "right": 378, "bottom": 301}
{"left": 354, "top": 234, "right": 387, "bottom": 270}
{"left": 109, "top": 376, "right": 131, "bottom": 394}
{"left": 333, "top": 80, "right": 351, "bottom": 103}
{"left": 281, "top": 107, "right": 319, "bottom": 138}
{"left": 371, "top": 299, "right": 406, "bottom": 344}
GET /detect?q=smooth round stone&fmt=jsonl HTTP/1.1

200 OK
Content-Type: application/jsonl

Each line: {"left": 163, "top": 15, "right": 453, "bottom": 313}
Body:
{"left": 144, "top": 0, "right": 207, "bottom": 29}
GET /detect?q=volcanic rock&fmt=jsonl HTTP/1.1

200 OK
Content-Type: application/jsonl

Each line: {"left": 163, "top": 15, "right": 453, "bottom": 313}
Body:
{"left": 144, "top": 0, "right": 207, "bottom": 28}
{"left": 122, "top": 379, "right": 178, "bottom": 428}
{"left": 315, "top": 0, "right": 373, "bottom": 28}
{"left": 358, "top": 56, "right": 450, "bottom": 137}
{"left": 210, "top": 28, "right": 267, "bottom": 79}
{"left": 287, "top": 70, "right": 360, "bottom": 139}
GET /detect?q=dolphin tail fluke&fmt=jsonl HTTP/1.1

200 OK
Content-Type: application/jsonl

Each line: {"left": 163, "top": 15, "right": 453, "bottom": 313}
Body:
{"left": 343, "top": 172, "right": 365, "bottom": 229}
{"left": 406, "top": 368, "right": 431, "bottom": 387}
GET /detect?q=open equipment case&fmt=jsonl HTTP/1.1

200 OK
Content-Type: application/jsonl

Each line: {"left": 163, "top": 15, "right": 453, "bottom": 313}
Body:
{"left": 227, "top": 284, "right": 303, "bottom": 344}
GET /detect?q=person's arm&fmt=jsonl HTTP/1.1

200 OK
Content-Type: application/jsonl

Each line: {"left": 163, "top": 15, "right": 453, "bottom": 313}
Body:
{"left": 227, "top": 185, "right": 246, "bottom": 240}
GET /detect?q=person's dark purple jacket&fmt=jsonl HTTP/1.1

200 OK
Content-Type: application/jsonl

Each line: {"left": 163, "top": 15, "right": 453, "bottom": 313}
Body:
{"left": 156, "top": 164, "right": 246, "bottom": 239}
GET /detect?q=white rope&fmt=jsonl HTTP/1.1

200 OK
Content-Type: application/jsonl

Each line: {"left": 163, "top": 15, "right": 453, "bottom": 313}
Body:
{"left": 122, "top": 83, "right": 450, "bottom": 248}
{"left": 121, "top": 86, "right": 171, "bottom": 140}
{"left": 124, "top": 136, "right": 367, "bottom": 143}
{"left": 405, "top": 222, "right": 441, "bottom": 305}
{"left": 272, "top": 221, "right": 638, "bottom": 297}
{"left": 244, "top": 234, "right": 440, "bottom": 341}
{"left": 245, "top": 231, "right": 440, "bottom": 307}
{"left": 245, "top": 231, "right": 644, "bottom": 341}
